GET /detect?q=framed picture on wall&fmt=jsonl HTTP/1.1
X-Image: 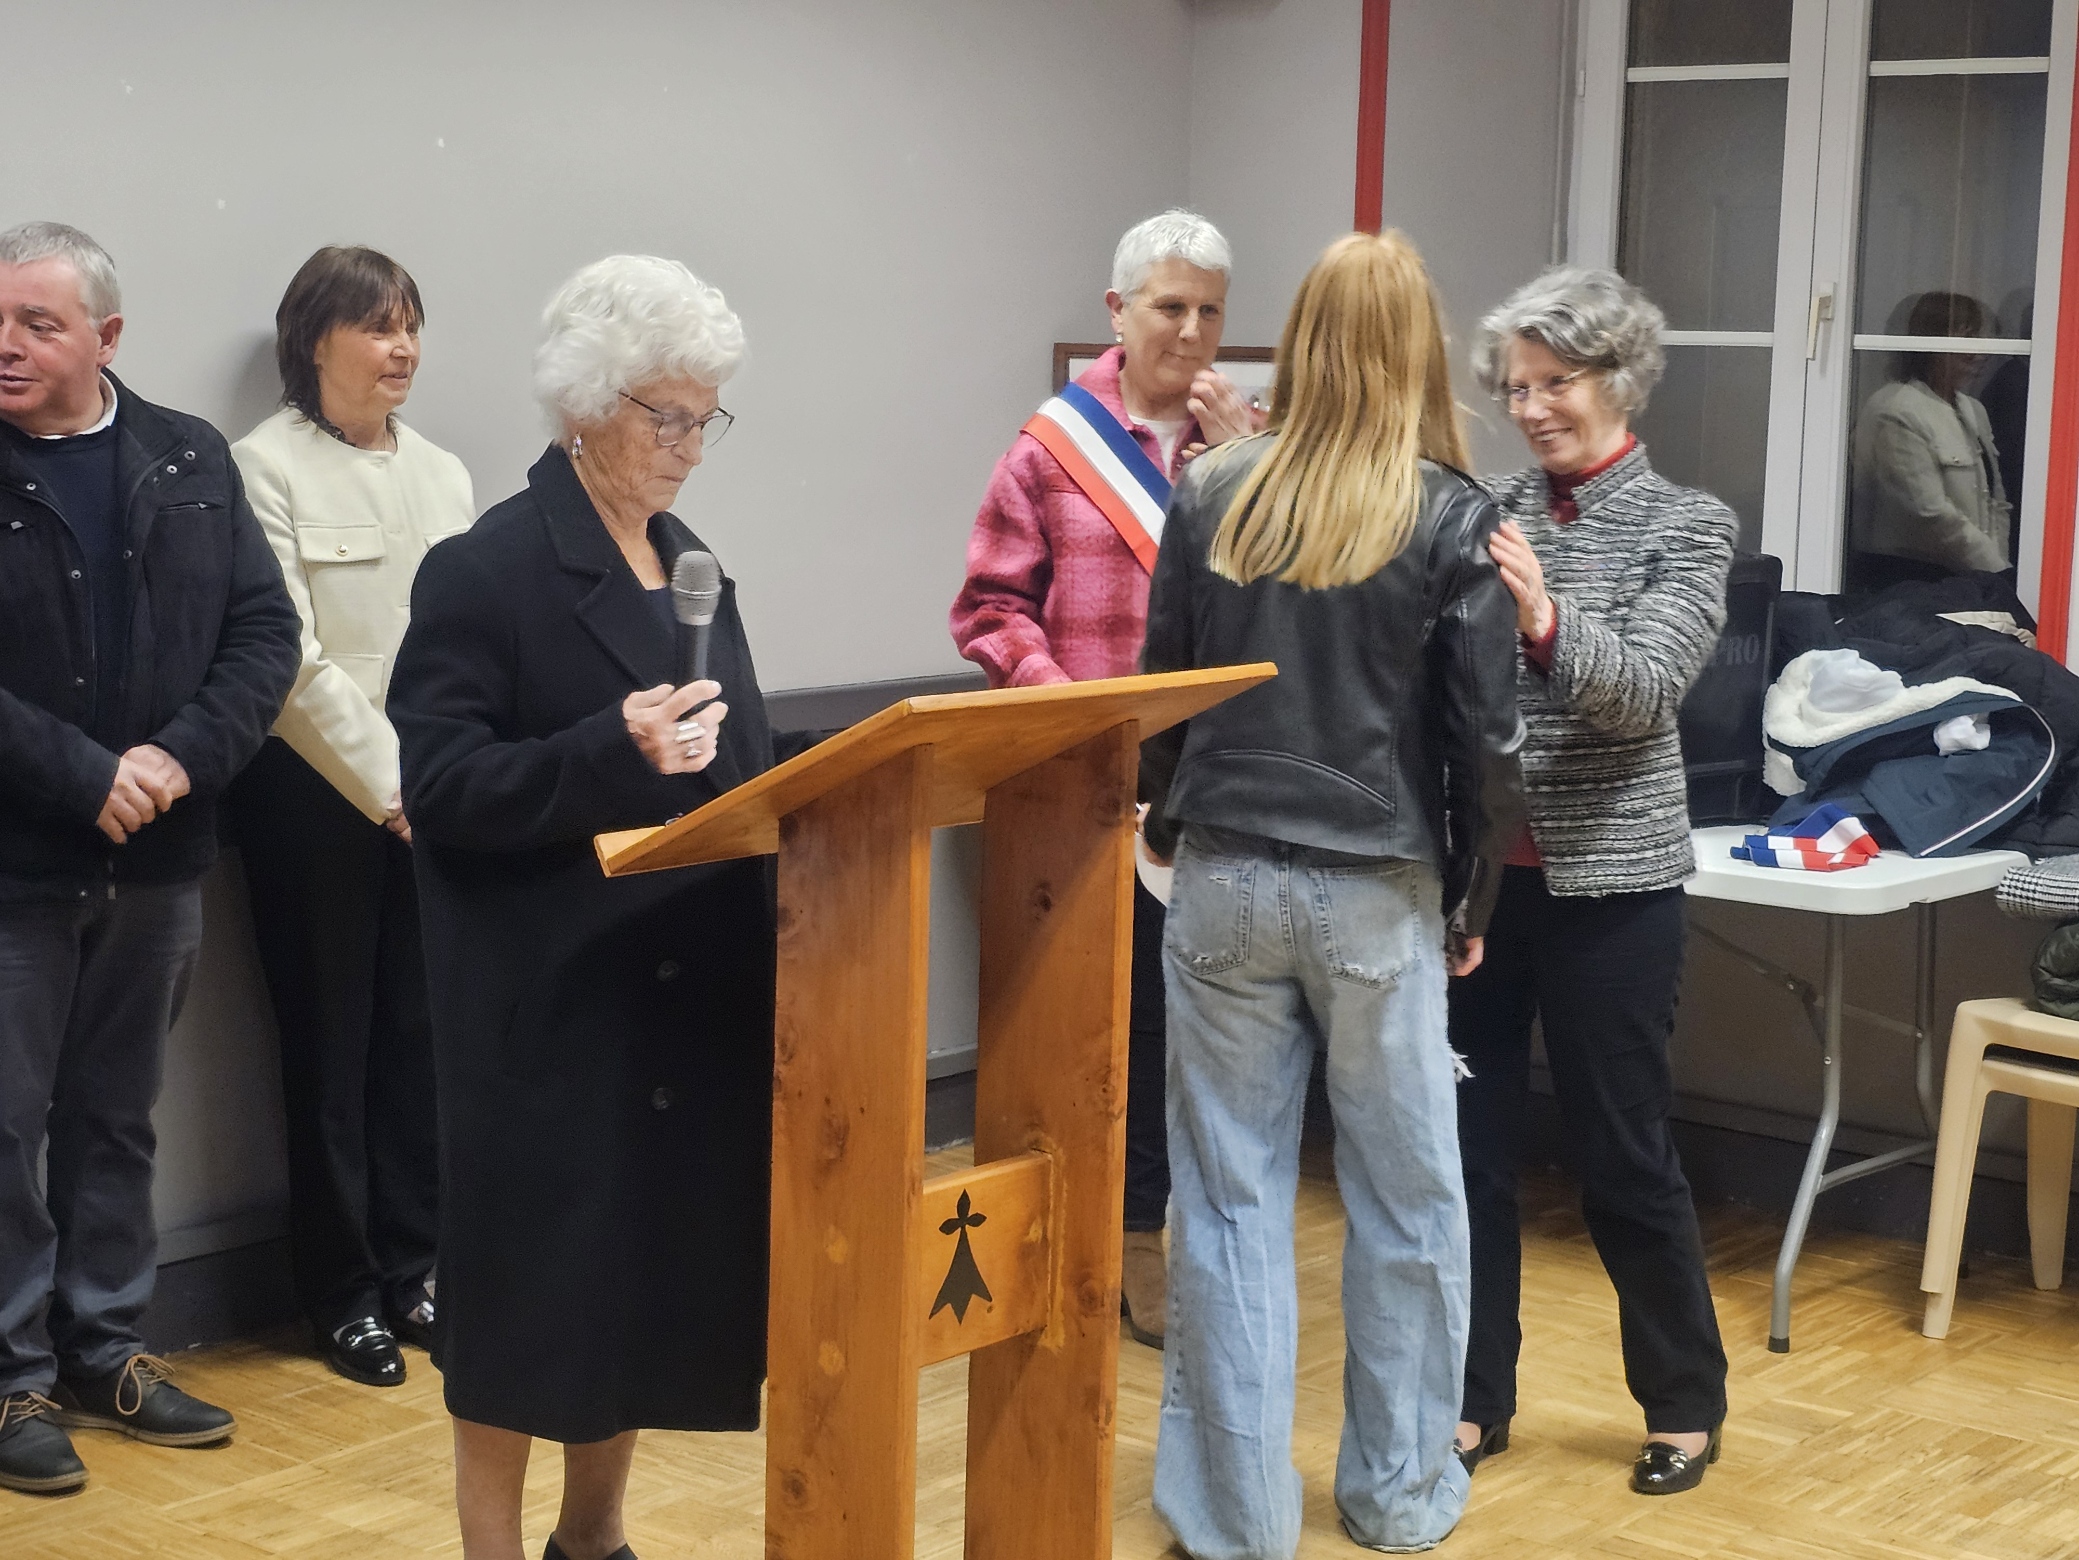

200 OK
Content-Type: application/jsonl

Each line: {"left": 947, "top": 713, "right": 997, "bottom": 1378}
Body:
{"left": 1052, "top": 343, "right": 1276, "bottom": 409}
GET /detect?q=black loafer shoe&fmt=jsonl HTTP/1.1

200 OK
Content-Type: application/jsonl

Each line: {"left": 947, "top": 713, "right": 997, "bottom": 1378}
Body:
{"left": 321, "top": 1318, "right": 405, "bottom": 1387}
{"left": 544, "top": 1537, "right": 638, "bottom": 1560}
{"left": 0, "top": 1392, "right": 87, "bottom": 1494}
{"left": 1630, "top": 1423, "right": 1721, "bottom": 1495}
{"left": 1456, "top": 1418, "right": 1511, "bottom": 1474}
{"left": 50, "top": 1355, "right": 235, "bottom": 1447}
{"left": 386, "top": 1292, "right": 436, "bottom": 1353}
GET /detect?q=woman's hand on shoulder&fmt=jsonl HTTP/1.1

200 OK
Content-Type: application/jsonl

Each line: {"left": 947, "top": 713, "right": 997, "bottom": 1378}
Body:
{"left": 1487, "top": 520, "right": 1555, "bottom": 639}
{"left": 624, "top": 681, "right": 729, "bottom": 775}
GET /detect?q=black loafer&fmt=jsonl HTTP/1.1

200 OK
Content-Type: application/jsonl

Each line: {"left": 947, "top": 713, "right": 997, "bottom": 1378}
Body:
{"left": 320, "top": 1317, "right": 405, "bottom": 1388}
{"left": 386, "top": 1292, "right": 437, "bottom": 1353}
{"left": 0, "top": 1392, "right": 87, "bottom": 1494}
{"left": 1630, "top": 1423, "right": 1721, "bottom": 1495}
{"left": 544, "top": 1537, "right": 638, "bottom": 1560}
{"left": 50, "top": 1355, "right": 235, "bottom": 1446}
{"left": 1456, "top": 1418, "right": 1510, "bottom": 1474}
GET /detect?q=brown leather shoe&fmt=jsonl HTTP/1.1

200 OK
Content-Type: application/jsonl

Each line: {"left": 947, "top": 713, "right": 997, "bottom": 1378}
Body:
{"left": 1121, "top": 1229, "right": 1167, "bottom": 1348}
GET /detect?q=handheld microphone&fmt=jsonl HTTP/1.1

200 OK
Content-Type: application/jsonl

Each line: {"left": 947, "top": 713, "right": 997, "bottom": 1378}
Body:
{"left": 670, "top": 550, "right": 724, "bottom": 685}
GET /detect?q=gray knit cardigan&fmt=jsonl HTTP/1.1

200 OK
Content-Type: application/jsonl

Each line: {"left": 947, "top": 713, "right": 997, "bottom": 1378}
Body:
{"left": 1485, "top": 443, "right": 1737, "bottom": 896}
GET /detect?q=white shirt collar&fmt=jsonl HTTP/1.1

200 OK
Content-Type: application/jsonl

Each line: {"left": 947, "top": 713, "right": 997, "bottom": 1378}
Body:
{"left": 36, "top": 376, "right": 118, "bottom": 439}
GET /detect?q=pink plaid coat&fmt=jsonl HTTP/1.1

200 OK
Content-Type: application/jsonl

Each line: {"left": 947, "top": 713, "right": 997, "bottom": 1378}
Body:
{"left": 950, "top": 348, "right": 1200, "bottom": 687}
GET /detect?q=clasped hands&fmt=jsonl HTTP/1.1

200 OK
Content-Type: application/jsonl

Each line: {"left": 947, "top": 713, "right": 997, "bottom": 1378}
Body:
{"left": 97, "top": 744, "right": 191, "bottom": 844}
{"left": 625, "top": 680, "right": 729, "bottom": 775}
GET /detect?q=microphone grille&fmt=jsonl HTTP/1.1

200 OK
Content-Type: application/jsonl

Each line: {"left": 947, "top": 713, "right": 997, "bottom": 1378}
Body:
{"left": 671, "top": 550, "right": 724, "bottom": 626}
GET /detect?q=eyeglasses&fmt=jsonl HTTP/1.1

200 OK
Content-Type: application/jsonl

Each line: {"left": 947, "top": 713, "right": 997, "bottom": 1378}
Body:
{"left": 621, "top": 392, "right": 734, "bottom": 449}
{"left": 1503, "top": 370, "right": 1589, "bottom": 409}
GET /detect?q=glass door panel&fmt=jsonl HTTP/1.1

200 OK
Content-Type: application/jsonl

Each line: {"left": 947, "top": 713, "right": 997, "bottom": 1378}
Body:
{"left": 1629, "top": 0, "right": 1794, "bottom": 66}
{"left": 1634, "top": 347, "right": 1775, "bottom": 552}
{"left": 1870, "top": 0, "right": 2053, "bottom": 59}
{"left": 1841, "top": 24, "right": 2049, "bottom": 593}
{"left": 1616, "top": 1, "right": 1794, "bottom": 545}
{"left": 1620, "top": 80, "right": 1789, "bottom": 329}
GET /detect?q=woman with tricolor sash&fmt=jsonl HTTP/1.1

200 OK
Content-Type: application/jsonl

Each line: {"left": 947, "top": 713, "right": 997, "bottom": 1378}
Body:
{"left": 950, "top": 209, "right": 1259, "bottom": 1350}
{"left": 1137, "top": 231, "right": 1524, "bottom": 1558}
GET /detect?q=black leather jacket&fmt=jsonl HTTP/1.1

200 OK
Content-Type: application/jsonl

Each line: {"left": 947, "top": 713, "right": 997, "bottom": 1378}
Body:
{"left": 1139, "top": 440, "right": 1526, "bottom": 937}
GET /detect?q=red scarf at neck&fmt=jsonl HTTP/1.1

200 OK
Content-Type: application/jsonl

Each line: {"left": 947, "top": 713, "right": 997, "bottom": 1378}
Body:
{"left": 1544, "top": 434, "right": 1636, "bottom": 524}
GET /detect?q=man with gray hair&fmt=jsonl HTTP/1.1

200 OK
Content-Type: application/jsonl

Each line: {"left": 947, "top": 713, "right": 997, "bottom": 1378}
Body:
{"left": 0, "top": 222, "right": 299, "bottom": 1493}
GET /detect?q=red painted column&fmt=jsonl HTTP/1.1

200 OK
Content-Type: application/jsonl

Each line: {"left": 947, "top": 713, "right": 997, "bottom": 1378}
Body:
{"left": 1354, "top": 0, "right": 1391, "bottom": 232}
{"left": 2037, "top": 58, "right": 2079, "bottom": 664}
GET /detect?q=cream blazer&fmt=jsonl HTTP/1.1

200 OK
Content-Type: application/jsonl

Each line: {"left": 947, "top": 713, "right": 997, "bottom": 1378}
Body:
{"left": 1851, "top": 377, "right": 2011, "bottom": 574}
{"left": 232, "top": 408, "right": 475, "bottom": 821}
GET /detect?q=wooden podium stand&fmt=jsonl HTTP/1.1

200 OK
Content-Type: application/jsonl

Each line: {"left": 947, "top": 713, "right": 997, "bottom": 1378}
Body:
{"left": 595, "top": 666, "right": 1271, "bottom": 1559}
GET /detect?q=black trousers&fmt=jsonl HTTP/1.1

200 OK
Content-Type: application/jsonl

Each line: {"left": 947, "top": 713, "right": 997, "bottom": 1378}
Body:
{"left": 1449, "top": 866, "right": 1727, "bottom": 1432}
{"left": 1125, "top": 878, "right": 1169, "bottom": 1233}
{"left": 231, "top": 739, "right": 438, "bottom": 1333}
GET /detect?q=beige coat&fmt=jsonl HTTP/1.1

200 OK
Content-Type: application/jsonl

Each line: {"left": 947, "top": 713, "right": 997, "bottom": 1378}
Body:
{"left": 232, "top": 408, "right": 475, "bottom": 821}
{"left": 1851, "top": 377, "right": 2010, "bottom": 573}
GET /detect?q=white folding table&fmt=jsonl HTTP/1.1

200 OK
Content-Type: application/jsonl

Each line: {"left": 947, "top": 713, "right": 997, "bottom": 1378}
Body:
{"left": 1683, "top": 826, "right": 2026, "bottom": 1351}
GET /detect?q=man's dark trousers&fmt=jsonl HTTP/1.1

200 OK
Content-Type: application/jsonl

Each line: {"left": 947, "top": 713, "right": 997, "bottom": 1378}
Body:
{"left": 0, "top": 881, "right": 204, "bottom": 1396}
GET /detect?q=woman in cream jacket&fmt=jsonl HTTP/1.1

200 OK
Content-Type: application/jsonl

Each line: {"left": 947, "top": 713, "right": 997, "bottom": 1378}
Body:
{"left": 229, "top": 247, "right": 473, "bottom": 1388}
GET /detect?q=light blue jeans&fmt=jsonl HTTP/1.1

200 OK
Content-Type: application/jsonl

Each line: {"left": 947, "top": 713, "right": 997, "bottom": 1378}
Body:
{"left": 1153, "top": 827, "right": 1470, "bottom": 1559}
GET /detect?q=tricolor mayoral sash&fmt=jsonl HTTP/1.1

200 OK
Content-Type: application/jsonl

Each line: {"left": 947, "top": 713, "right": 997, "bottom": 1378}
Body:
{"left": 1022, "top": 382, "right": 1172, "bottom": 573}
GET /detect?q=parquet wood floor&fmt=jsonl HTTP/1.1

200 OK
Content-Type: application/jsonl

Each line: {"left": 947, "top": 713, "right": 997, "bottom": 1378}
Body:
{"left": 9, "top": 1150, "right": 2079, "bottom": 1559}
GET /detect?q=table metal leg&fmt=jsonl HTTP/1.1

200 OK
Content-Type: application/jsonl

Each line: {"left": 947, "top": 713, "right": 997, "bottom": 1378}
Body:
{"left": 1769, "top": 916, "right": 1845, "bottom": 1351}
{"left": 1692, "top": 903, "right": 1945, "bottom": 1352}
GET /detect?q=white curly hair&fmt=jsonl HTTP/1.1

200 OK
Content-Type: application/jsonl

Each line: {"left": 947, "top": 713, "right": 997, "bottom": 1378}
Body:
{"left": 1471, "top": 265, "right": 1666, "bottom": 417}
{"left": 533, "top": 254, "right": 744, "bottom": 435}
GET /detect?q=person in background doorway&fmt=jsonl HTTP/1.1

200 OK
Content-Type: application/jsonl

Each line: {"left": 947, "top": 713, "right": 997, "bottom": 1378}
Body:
{"left": 228, "top": 246, "right": 476, "bottom": 1389}
{"left": 0, "top": 221, "right": 299, "bottom": 1495}
{"left": 1454, "top": 265, "right": 1734, "bottom": 1496}
{"left": 1849, "top": 289, "right": 2010, "bottom": 590}
{"left": 949, "top": 208, "right": 1259, "bottom": 1350}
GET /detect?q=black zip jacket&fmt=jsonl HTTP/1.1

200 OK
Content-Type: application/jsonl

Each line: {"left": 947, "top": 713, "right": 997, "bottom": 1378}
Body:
{"left": 0, "top": 375, "right": 300, "bottom": 899}
{"left": 1139, "top": 439, "right": 1526, "bottom": 937}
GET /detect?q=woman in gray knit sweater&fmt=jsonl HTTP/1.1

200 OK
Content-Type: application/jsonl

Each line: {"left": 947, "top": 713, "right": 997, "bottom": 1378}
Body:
{"left": 1449, "top": 267, "right": 1736, "bottom": 1497}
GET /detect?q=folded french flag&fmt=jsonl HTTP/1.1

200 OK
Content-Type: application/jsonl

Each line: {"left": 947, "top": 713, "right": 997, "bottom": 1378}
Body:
{"left": 1732, "top": 804, "right": 1881, "bottom": 871}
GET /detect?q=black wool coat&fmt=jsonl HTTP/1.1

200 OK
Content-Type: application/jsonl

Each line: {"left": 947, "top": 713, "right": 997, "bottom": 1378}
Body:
{"left": 389, "top": 445, "right": 785, "bottom": 1442}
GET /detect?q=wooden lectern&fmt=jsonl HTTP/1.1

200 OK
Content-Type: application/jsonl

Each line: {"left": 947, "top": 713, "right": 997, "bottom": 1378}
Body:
{"left": 595, "top": 666, "right": 1272, "bottom": 1559}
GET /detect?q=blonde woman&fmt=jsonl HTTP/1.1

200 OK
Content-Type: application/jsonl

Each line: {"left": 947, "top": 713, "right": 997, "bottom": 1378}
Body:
{"left": 1139, "top": 232, "right": 1525, "bottom": 1559}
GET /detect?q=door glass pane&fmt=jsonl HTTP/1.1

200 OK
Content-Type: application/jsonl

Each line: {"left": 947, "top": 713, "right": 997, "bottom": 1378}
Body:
{"left": 1620, "top": 80, "right": 1788, "bottom": 330}
{"left": 1844, "top": 346, "right": 2027, "bottom": 593}
{"left": 1871, "top": 0, "right": 2052, "bottom": 60}
{"left": 1629, "top": 0, "right": 1792, "bottom": 67}
{"left": 1634, "top": 346, "right": 1771, "bottom": 552}
{"left": 1855, "top": 74, "right": 2046, "bottom": 336}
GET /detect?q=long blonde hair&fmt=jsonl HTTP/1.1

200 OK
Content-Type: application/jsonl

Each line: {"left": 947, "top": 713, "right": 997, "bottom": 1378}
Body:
{"left": 1208, "top": 231, "right": 1469, "bottom": 589}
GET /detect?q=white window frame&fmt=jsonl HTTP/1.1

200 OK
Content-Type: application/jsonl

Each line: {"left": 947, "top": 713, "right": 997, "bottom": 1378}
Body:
{"left": 1568, "top": 0, "right": 2079, "bottom": 607}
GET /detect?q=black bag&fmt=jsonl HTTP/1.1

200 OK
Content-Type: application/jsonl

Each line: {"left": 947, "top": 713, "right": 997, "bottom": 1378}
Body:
{"left": 1679, "top": 553, "right": 1782, "bottom": 826}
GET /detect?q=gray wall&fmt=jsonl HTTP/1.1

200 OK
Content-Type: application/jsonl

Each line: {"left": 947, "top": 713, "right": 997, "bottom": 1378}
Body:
{"left": 1, "top": 0, "right": 1197, "bottom": 692}
{"left": 1379, "top": 0, "right": 1574, "bottom": 474}
{"left": 1184, "top": 0, "right": 1365, "bottom": 347}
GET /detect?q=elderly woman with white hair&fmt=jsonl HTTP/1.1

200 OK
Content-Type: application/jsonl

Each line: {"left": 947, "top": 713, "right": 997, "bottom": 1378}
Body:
{"left": 389, "top": 255, "right": 794, "bottom": 1560}
{"left": 1448, "top": 266, "right": 1734, "bottom": 1497}
{"left": 950, "top": 209, "right": 1259, "bottom": 1348}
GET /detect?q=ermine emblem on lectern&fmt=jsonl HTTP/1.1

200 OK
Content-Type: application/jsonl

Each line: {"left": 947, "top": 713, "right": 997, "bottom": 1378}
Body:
{"left": 931, "top": 1189, "right": 993, "bottom": 1323}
